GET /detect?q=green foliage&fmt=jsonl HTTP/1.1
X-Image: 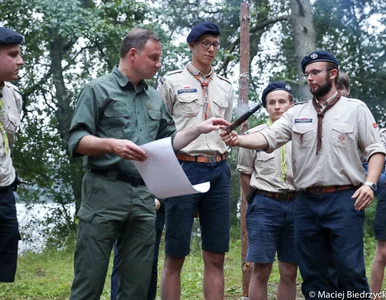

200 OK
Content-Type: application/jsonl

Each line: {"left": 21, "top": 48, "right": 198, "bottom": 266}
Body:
{"left": 312, "top": 0, "right": 386, "bottom": 125}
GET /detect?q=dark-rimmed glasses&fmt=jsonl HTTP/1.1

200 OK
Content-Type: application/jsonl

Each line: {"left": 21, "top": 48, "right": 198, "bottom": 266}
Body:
{"left": 303, "top": 69, "right": 332, "bottom": 79}
{"left": 199, "top": 41, "right": 221, "bottom": 50}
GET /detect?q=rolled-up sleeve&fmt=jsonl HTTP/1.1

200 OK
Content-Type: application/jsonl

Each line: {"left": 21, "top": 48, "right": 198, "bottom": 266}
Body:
{"left": 68, "top": 85, "right": 102, "bottom": 157}
{"left": 357, "top": 104, "right": 386, "bottom": 159}
{"left": 237, "top": 147, "right": 255, "bottom": 175}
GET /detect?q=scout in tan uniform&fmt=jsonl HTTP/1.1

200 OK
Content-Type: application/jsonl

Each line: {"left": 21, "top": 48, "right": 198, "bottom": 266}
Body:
{"left": 221, "top": 50, "right": 386, "bottom": 300}
{"left": 0, "top": 27, "right": 24, "bottom": 282}
{"left": 237, "top": 82, "right": 297, "bottom": 300}
{"left": 158, "top": 21, "right": 233, "bottom": 300}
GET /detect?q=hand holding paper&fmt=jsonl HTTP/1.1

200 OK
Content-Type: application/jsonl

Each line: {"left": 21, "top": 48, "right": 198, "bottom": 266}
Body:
{"left": 132, "top": 138, "right": 210, "bottom": 198}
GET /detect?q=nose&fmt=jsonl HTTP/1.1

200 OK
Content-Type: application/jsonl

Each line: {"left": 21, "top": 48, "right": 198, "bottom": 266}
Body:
{"left": 17, "top": 55, "right": 24, "bottom": 66}
{"left": 155, "top": 61, "right": 162, "bottom": 69}
{"left": 207, "top": 44, "right": 216, "bottom": 51}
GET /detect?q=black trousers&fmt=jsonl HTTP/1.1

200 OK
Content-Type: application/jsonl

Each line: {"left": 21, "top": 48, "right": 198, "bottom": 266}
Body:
{"left": 0, "top": 186, "right": 19, "bottom": 282}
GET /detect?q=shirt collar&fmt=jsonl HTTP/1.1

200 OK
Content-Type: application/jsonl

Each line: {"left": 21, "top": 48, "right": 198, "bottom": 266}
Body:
{"left": 112, "top": 66, "right": 148, "bottom": 91}
{"left": 315, "top": 90, "right": 338, "bottom": 108}
{"left": 186, "top": 62, "right": 213, "bottom": 79}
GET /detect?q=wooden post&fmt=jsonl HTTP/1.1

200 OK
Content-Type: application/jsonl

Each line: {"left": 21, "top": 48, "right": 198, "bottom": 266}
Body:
{"left": 239, "top": 2, "right": 252, "bottom": 299}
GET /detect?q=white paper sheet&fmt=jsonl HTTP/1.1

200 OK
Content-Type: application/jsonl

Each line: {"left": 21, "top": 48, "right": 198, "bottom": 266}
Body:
{"left": 132, "top": 137, "right": 210, "bottom": 198}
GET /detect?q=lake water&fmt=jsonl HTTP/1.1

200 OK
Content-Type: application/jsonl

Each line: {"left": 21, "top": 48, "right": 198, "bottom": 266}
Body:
{"left": 16, "top": 202, "right": 76, "bottom": 254}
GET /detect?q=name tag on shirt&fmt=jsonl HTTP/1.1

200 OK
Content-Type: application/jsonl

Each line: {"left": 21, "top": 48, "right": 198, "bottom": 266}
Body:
{"left": 177, "top": 88, "right": 198, "bottom": 94}
{"left": 294, "top": 118, "right": 313, "bottom": 123}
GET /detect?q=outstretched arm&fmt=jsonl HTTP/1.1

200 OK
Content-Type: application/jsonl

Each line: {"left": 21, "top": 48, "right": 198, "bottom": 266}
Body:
{"left": 172, "top": 117, "right": 230, "bottom": 151}
{"left": 221, "top": 130, "right": 269, "bottom": 150}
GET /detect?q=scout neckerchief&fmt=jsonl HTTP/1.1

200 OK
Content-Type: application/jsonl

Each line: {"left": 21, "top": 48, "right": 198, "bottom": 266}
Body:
{"left": 0, "top": 86, "right": 9, "bottom": 155}
{"left": 186, "top": 63, "right": 214, "bottom": 120}
{"left": 267, "top": 119, "right": 287, "bottom": 182}
{"left": 312, "top": 91, "right": 341, "bottom": 154}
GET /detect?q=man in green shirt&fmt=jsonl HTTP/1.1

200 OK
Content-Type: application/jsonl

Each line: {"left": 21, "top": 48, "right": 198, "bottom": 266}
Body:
{"left": 68, "top": 28, "right": 229, "bottom": 300}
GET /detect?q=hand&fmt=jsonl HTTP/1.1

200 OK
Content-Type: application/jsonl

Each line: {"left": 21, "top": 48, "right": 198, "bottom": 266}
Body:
{"left": 197, "top": 117, "right": 230, "bottom": 134}
{"left": 155, "top": 199, "right": 161, "bottom": 211}
{"left": 220, "top": 129, "right": 239, "bottom": 146}
{"left": 352, "top": 184, "right": 374, "bottom": 210}
{"left": 112, "top": 139, "right": 147, "bottom": 161}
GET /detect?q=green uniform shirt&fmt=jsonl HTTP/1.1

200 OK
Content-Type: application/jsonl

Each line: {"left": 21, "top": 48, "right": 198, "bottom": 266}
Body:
{"left": 68, "top": 67, "right": 177, "bottom": 177}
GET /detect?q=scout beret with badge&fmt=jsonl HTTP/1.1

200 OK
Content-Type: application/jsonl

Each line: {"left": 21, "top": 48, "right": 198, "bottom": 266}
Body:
{"left": 186, "top": 21, "right": 220, "bottom": 43}
{"left": 301, "top": 50, "right": 339, "bottom": 73}
{"left": 261, "top": 82, "right": 292, "bottom": 108}
{"left": 0, "top": 27, "right": 23, "bottom": 45}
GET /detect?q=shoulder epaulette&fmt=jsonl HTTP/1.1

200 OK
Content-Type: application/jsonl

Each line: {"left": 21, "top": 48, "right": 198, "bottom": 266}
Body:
{"left": 379, "top": 128, "right": 386, "bottom": 134}
{"left": 4, "top": 81, "right": 21, "bottom": 94}
{"left": 294, "top": 100, "right": 308, "bottom": 106}
{"left": 216, "top": 74, "right": 232, "bottom": 85}
{"left": 158, "top": 69, "right": 184, "bottom": 87}
{"left": 346, "top": 98, "right": 366, "bottom": 107}
{"left": 166, "top": 69, "right": 184, "bottom": 77}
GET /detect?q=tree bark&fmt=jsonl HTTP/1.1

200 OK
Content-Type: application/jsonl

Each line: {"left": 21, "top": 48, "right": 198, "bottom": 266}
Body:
{"left": 50, "top": 33, "right": 83, "bottom": 211}
{"left": 289, "top": 0, "right": 316, "bottom": 101}
{"left": 239, "top": 2, "right": 252, "bottom": 298}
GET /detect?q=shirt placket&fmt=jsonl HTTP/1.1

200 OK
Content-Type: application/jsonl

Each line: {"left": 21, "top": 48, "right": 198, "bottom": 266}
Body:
{"left": 0, "top": 89, "right": 9, "bottom": 155}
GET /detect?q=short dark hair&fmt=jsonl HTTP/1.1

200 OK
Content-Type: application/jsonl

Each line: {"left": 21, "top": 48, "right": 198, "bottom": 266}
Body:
{"left": 337, "top": 72, "right": 350, "bottom": 90}
{"left": 119, "top": 28, "right": 160, "bottom": 58}
{"left": 326, "top": 62, "right": 339, "bottom": 84}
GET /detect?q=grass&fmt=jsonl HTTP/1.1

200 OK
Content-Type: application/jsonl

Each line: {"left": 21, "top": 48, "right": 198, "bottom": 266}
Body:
{"left": 0, "top": 232, "right": 381, "bottom": 300}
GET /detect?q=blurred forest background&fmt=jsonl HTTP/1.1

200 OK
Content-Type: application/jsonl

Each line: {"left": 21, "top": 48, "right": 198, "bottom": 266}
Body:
{"left": 1, "top": 0, "right": 385, "bottom": 249}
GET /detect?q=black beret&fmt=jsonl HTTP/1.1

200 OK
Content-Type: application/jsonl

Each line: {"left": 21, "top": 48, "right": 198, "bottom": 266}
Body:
{"left": 301, "top": 50, "right": 339, "bottom": 73}
{"left": 186, "top": 21, "right": 220, "bottom": 43}
{"left": 261, "top": 82, "right": 292, "bottom": 107}
{"left": 0, "top": 27, "right": 23, "bottom": 45}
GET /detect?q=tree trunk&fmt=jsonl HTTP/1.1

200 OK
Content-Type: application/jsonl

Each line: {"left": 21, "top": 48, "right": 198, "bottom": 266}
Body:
{"left": 289, "top": 0, "right": 316, "bottom": 101}
{"left": 50, "top": 34, "right": 83, "bottom": 211}
{"left": 239, "top": 2, "right": 252, "bottom": 298}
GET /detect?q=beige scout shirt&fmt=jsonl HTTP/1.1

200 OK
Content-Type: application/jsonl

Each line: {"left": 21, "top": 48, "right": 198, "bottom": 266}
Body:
{"left": 158, "top": 63, "right": 234, "bottom": 156}
{"left": 0, "top": 82, "right": 22, "bottom": 186}
{"left": 260, "top": 96, "right": 386, "bottom": 189}
{"left": 381, "top": 129, "right": 386, "bottom": 148}
{"left": 237, "top": 124, "right": 296, "bottom": 192}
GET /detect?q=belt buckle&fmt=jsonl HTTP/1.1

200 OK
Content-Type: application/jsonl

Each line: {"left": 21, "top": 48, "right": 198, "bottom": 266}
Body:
{"left": 208, "top": 156, "right": 217, "bottom": 163}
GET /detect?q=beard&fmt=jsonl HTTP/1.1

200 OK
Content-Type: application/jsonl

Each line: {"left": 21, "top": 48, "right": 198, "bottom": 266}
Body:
{"left": 309, "top": 74, "right": 333, "bottom": 98}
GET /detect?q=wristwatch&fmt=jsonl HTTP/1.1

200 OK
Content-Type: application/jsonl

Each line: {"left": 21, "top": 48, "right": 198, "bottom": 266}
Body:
{"left": 364, "top": 182, "right": 377, "bottom": 192}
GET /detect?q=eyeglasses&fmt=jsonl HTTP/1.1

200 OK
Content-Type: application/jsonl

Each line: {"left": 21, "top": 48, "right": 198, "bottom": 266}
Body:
{"left": 303, "top": 69, "right": 332, "bottom": 79}
{"left": 199, "top": 41, "right": 221, "bottom": 50}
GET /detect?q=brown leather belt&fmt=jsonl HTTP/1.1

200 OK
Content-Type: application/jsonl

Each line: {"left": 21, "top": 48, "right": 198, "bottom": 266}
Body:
{"left": 255, "top": 189, "right": 298, "bottom": 201}
{"left": 90, "top": 169, "right": 145, "bottom": 187}
{"left": 305, "top": 184, "right": 355, "bottom": 195}
{"left": 176, "top": 153, "right": 227, "bottom": 163}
